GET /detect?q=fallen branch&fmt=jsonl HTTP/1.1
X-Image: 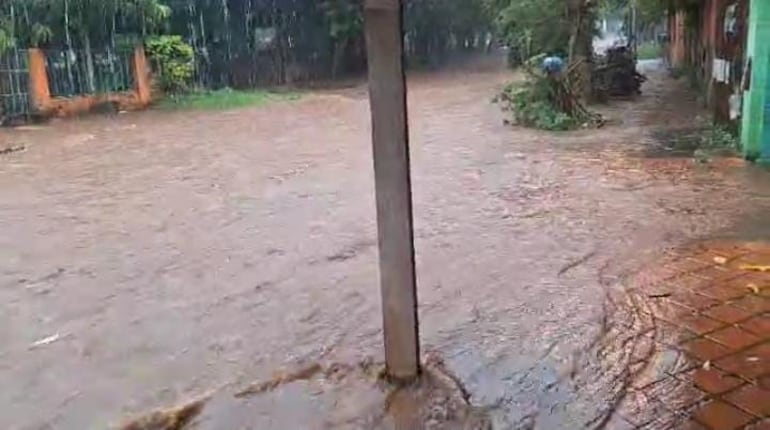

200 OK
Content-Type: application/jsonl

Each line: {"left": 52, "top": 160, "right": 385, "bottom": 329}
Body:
{"left": 559, "top": 251, "right": 597, "bottom": 276}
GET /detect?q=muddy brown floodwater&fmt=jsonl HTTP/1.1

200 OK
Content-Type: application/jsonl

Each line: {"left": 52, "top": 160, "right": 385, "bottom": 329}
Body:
{"left": 1, "top": 59, "right": 769, "bottom": 429}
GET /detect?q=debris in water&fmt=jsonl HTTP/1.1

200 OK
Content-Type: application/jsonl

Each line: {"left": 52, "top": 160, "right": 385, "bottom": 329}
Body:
{"left": 119, "top": 397, "right": 208, "bottom": 430}
{"left": 558, "top": 251, "right": 597, "bottom": 276}
{"left": 167, "top": 357, "right": 489, "bottom": 429}
{"left": 30, "top": 333, "right": 61, "bottom": 349}
{"left": 0, "top": 145, "right": 25, "bottom": 155}
{"left": 739, "top": 264, "right": 770, "bottom": 272}
{"left": 747, "top": 283, "right": 760, "bottom": 294}
{"left": 702, "top": 360, "right": 711, "bottom": 371}
{"left": 235, "top": 363, "right": 323, "bottom": 397}
{"left": 713, "top": 256, "right": 727, "bottom": 265}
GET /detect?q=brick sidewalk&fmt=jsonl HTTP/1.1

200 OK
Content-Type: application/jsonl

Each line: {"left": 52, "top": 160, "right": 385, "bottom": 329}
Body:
{"left": 614, "top": 241, "right": 770, "bottom": 430}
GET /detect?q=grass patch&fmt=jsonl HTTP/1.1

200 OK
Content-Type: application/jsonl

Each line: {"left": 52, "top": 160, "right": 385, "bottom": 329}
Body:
{"left": 157, "top": 88, "right": 301, "bottom": 111}
{"left": 650, "top": 124, "right": 740, "bottom": 161}
{"left": 692, "top": 124, "right": 740, "bottom": 162}
{"left": 636, "top": 42, "right": 662, "bottom": 60}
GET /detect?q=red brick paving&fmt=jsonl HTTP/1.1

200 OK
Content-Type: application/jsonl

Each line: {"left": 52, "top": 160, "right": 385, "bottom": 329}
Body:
{"left": 616, "top": 241, "right": 770, "bottom": 429}
{"left": 725, "top": 384, "right": 770, "bottom": 416}
{"left": 686, "top": 337, "right": 734, "bottom": 361}
{"left": 708, "top": 326, "right": 763, "bottom": 350}
{"left": 678, "top": 313, "right": 729, "bottom": 337}
{"left": 741, "top": 316, "right": 770, "bottom": 337}
{"left": 690, "top": 368, "right": 745, "bottom": 395}
{"left": 706, "top": 304, "right": 758, "bottom": 325}
{"left": 693, "top": 401, "right": 755, "bottom": 430}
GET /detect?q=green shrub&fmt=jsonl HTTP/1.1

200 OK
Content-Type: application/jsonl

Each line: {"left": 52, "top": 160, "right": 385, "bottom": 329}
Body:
{"left": 683, "top": 124, "right": 740, "bottom": 162}
{"left": 496, "top": 73, "right": 595, "bottom": 131}
{"left": 636, "top": 42, "right": 661, "bottom": 60}
{"left": 145, "top": 35, "right": 194, "bottom": 93}
{"left": 703, "top": 124, "right": 739, "bottom": 150}
{"left": 502, "top": 80, "right": 577, "bottom": 131}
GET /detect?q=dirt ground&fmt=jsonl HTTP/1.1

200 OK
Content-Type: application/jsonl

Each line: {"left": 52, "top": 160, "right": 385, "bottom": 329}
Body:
{"left": 1, "top": 60, "right": 768, "bottom": 429}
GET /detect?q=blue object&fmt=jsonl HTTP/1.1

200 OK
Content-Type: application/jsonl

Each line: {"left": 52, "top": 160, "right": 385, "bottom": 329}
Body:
{"left": 543, "top": 56, "right": 565, "bottom": 74}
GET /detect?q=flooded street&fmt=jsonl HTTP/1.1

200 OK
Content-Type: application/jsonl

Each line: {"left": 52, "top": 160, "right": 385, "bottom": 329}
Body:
{"left": 1, "top": 61, "right": 768, "bottom": 429}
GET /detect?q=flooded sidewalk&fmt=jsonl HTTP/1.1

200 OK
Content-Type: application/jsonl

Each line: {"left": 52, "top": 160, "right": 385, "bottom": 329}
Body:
{"left": 608, "top": 241, "right": 769, "bottom": 430}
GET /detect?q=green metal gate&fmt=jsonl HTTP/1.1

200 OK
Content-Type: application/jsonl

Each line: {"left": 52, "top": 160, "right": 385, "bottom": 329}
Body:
{"left": 0, "top": 48, "right": 30, "bottom": 124}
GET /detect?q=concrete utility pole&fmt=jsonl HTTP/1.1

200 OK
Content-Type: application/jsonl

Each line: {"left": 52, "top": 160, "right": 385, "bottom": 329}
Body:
{"left": 363, "top": 0, "right": 420, "bottom": 382}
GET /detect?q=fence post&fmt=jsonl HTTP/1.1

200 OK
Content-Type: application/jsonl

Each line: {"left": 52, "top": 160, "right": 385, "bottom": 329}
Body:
{"left": 132, "top": 46, "right": 152, "bottom": 106}
{"left": 28, "top": 48, "right": 51, "bottom": 113}
{"left": 364, "top": 0, "right": 421, "bottom": 383}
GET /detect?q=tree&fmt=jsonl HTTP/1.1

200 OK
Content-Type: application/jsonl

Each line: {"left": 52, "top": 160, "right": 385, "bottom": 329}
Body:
{"left": 489, "top": 0, "right": 572, "bottom": 65}
{"left": 487, "top": 0, "right": 599, "bottom": 98}
{"left": 2, "top": 0, "right": 497, "bottom": 88}
{"left": 567, "top": 0, "right": 596, "bottom": 100}
{"left": 321, "top": 0, "right": 363, "bottom": 78}
{"left": 0, "top": 0, "right": 172, "bottom": 92}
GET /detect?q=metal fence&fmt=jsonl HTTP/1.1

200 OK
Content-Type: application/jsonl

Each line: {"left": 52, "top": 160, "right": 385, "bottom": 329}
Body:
{"left": 46, "top": 49, "right": 134, "bottom": 97}
{"left": 191, "top": 49, "right": 331, "bottom": 90}
{"left": 0, "top": 48, "right": 30, "bottom": 122}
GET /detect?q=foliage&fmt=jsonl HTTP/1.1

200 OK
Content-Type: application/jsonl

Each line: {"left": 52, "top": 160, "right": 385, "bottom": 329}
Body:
{"left": 156, "top": 88, "right": 300, "bottom": 110}
{"left": 321, "top": 0, "right": 363, "bottom": 41}
{"left": 29, "top": 23, "right": 54, "bottom": 46}
{"left": 0, "top": 0, "right": 173, "bottom": 49}
{"left": 145, "top": 35, "right": 194, "bottom": 93}
{"left": 604, "top": 0, "right": 667, "bottom": 30}
{"left": 634, "top": 0, "right": 668, "bottom": 28}
{"left": 0, "top": 27, "right": 13, "bottom": 55}
{"left": 499, "top": 80, "right": 577, "bottom": 131}
{"left": 661, "top": 124, "right": 740, "bottom": 162}
{"left": 487, "top": 0, "right": 597, "bottom": 100}
{"left": 636, "top": 41, "right": 661, "bottom": 60}
{"left": 702, "top": 124, "right": 739, "bottom": 151}
{"left": 404, "top": 0, "right": 492, "bottom": 66}
{"left": 1, "top": 0, "right": 495, "bottom": 87}
{"left": 496, "top": 56, "right": 601, "bottom": 131}
{"left": 488, "top": 0, "right": 571, "bottom": 65}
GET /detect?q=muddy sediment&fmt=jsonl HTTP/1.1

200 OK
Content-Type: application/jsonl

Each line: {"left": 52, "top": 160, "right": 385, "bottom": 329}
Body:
{"left": 120, "top": 357, "right": 492, "bottom": 430}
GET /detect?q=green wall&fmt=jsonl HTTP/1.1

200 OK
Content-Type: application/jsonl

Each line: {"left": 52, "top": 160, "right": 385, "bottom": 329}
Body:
{"left": 742, "top": 0, "right": 770, "bottom": 161}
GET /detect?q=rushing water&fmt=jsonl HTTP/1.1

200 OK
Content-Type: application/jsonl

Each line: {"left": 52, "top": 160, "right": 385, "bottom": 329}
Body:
{"left": 2, "top": 59, "right": 769, "bottom": 429}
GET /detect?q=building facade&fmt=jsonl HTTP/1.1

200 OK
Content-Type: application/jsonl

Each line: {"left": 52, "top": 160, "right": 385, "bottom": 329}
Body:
{"left": 664, "top": 0, "right": 770, "bottom": 161}
{"left": 741, "top": 0, "right": 770, "bottom": 161}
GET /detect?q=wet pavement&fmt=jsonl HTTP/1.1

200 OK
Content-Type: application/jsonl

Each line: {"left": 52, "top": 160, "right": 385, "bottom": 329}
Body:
{"left": 608, "top": 240, "right": 770, "bottom": 430}
{"left": 1, "top": 60, "right": 769, "bottom": 429}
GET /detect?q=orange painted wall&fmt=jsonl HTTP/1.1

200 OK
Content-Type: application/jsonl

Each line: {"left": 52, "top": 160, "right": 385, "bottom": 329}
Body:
{"left": 666, "top": 0, "right": 748, "bottom": 117}
{"left": 132, "top": 46, "right": 152, "bottom": 106}
{"left": 27, "top": 46, "right": 153, "bottom": 119}
{"left": 27, "top": 48, "right": 51, "bottom": 112}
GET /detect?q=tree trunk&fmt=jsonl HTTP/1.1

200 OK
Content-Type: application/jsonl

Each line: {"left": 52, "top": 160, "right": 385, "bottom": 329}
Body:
{"left": 82, "top": 31, "right": 96, "bottom": 93}
{"left": 331, "top": 38, "right": 348, "bottom": 79}
{"left": 109, "top": 9, "right": 117, "bottom": 90}
{"left": 568, "top": 0, "right": 594, "bottom": 101}
{"left": 222, "top": 0, "right": 233, "bottom": 85}
{"left": 64, "top": 0, "right": 76, "bottom": 94}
